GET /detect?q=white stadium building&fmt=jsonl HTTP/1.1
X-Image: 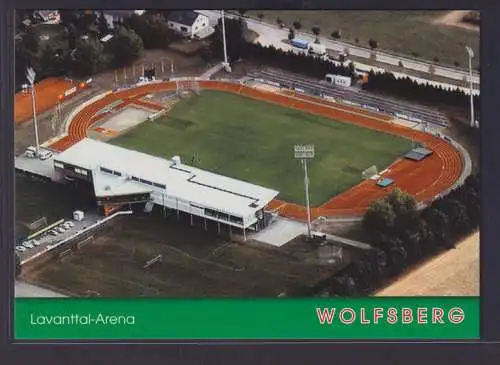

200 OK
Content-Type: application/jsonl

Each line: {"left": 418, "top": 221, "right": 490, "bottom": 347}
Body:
{"left": 52, "top": 138, "right": 279, "bottom": 239}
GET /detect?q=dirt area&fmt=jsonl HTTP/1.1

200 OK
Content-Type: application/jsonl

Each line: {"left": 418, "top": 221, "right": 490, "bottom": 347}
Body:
{"left": 100, "top": 107, "right": 152, "bottom": 132}
{"left": 375, "top": 231, "right": 479, "bottom": 296}
{"left": 434, "top": 10, "right": 479, "bottom": 32}
{"left": 21, "top": 212, "right": 348, "bottom": 298}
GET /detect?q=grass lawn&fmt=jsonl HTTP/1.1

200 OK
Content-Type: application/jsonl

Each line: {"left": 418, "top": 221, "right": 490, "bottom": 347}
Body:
{"left": 111, "top": 90, "right": 412, "bottom": 206}
{"left": 246, "top": 10, "right": 480, "bottom": 69}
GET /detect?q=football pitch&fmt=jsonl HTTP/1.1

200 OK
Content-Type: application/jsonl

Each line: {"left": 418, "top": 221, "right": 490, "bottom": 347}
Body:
{"left": 111, "top": 90, "right": 412, "bottom": 206}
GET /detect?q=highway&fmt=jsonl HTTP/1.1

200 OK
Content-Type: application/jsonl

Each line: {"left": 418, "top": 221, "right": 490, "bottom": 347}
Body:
{"left": 197, "top": 10, "right": 480, "bottom": 92}
{"left": 248, "top": 68, "right": 450, "bottom": 127}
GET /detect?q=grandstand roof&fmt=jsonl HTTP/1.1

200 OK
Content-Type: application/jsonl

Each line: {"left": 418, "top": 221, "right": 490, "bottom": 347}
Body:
{"left": 54, "top": 138, "right": 279, "bottom": 219}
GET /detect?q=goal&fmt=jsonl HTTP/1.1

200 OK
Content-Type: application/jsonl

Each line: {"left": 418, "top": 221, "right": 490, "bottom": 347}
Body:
{"left": 362, "top": 165, "right": 378, "bottom": 180}
{"left": 176, "top": 79, "right": 200, "bottom": 96}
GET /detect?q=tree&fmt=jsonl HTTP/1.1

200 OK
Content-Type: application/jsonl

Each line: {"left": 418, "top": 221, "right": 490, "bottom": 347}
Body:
{"left": 257, "top": 13, "right": 264, "bottom": 20}
{"left": 66, "top": 23, "right": 79, "bottom": 50}
{"left": 39, "top": 43, "right": 65, "bottom": 77}
{"left": 15, "top": 252, "right": 21, "bottom": 278}
{"left": 293, "top": 21, "right": 302, "bottom": 30}
{"left": 398, "top": 60, "right": 404, "bottom": 68}
{"left": 124, "top": 13, "right": 173, "bottom": 49}
{"left": 454, "top": 61, "right": 460, "bottom": 67}
{"left": 425, "top": 208, "right": 452, "bottom": 248}
{"left": 59, "top": 10, "right": 79, "bottom": 28}
{"left": 276, "top": 17, "right": 283, "bottom": 25}
{"left": 354, "top": 38, "right": 359, "bottom": 44}
{"left": 210, "top": 17, "right": 248, "bottom": 62}
{"left": 107, "top": 26, "right": 144, "bottom": 68}
{"left": 331, "top": 30, "right": 341, "bottom": 39}
{"left": 238, "top": 10, "right": 247, "bottom": 17}
{"left": 363, "top": 198, "right": 396, "bottom": 244}
{"left": 23, "top": 28, "right": 39, "bottom": 54}
{"left": 368, "top": 39, "right": 378, "bottom": 50}
{"left": 386, "top": 188, "right": 419, "bottom": 234}
{"left": 288, "top": 28, "right": 295, "bottom": 41}
{"left": 433, "top": 56, "right": 439, "bottom": 63}
{"left": 69, "top": 36, "right": 106, "bottom": 77}
{"left": 80, "top": 11, "right": 98, "bottom": 34}
{"left": 98, "top": 10, "right": 110, "bottom": 36}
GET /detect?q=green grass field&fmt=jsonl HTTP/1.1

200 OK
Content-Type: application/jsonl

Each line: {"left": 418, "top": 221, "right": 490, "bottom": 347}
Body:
{"left": 246, "top": 11, "right": 480, "bottom": 69}
{"left": 111, "top": 91, "right": 412, "bottom": 206}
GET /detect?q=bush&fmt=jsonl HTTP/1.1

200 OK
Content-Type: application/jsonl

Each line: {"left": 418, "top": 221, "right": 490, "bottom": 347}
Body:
{"left": 368, "top": 39, "right": 378, "bottom": 49}
{"left": 362, "top": 70, "right": 480, "bottom": 110}
{"left": 331, "top": 30, "right": 341, "bottom": 39}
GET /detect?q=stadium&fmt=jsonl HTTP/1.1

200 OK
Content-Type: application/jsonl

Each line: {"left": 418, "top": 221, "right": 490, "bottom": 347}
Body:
{"left": 41, "top": 78, "right": 464, "bottom": 223}
{"left": 14, "top": 75, "right": 470, "bottom": 297}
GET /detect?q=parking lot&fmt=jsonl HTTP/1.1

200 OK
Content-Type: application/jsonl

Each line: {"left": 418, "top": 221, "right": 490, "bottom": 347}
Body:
{"left": 16, "top": 213, "right": 100, "bottom": 263}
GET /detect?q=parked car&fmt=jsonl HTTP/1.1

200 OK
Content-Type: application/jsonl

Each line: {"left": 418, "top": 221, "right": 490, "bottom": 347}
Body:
{"left": 16, "top": 246, "right": 27, "bottom": 252}
{"left": 57, "top": 226, "right": 66, "bottom": 233}
{"left": 31, "top": 240, "right": 41, "bottom": 246}
{"left": 22, "top": 241, "right": 34, "bottom": 249}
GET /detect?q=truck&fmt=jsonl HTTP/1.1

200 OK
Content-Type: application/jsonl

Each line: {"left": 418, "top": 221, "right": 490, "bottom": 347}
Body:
{"left": 325, "top": 74, "right": 352, "bottom": 88}
{"left": 308, "top": 43, "right": 326, "bottom": 56}
{"left": 290, "top": 38, "right": 309, "bottom": 50}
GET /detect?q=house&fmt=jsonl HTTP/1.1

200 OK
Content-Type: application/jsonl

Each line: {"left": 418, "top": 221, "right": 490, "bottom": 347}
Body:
{"left": 33, "top": 10, "right": 60, "bottom": 24}
{"left": 167, "top": 10, "right": 209, "bottom": 39}
{"left": 94, "top": 11, "right": 116, "bottom": 30}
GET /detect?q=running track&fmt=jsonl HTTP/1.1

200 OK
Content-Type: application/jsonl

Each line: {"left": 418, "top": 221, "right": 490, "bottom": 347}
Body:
{"left": 48, "top": 80, "right": 463, "bottom": 220}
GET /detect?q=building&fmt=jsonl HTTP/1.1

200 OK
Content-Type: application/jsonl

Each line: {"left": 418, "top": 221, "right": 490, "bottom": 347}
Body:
{"left": 33, "top": 10, "right": 60, "bottom": 24}
{"left": 167, "top": 10, "right": 210, "bottom": 39}
{"left": 52, "top": 138, "right": 279, "bottom": 238}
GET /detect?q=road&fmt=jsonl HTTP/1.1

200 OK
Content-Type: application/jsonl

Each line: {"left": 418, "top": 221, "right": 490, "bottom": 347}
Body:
{"left": 248, "top": 68, "right": 449, "bottom": 127}
{"left": 197, "top": 10, "right": 480, "bottom": 92}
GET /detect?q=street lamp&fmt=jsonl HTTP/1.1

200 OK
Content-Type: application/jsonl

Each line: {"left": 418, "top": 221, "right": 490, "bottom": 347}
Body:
{"left": 26, "top": 67, "right": 41, "bottom": 156}
{"left": 465, "top": 46, "right": 475, "bottom": 128}
{"left": 220, "top": 10, "right": 231, "bottom": 72}
{"left": 294, "top": 144, "right": 314, "bottom": 239}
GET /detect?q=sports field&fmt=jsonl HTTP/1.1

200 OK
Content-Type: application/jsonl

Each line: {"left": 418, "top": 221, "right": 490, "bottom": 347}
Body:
{"left": 111, "top": 90, "right": 412, "bottom": 206}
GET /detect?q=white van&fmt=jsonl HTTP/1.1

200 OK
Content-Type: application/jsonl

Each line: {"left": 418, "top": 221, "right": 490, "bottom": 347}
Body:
{"left": 39, "top": 150, "right": 53, "bottom": 160}
{"left": 25, "top": 150, "right": 35, "bottom": 158}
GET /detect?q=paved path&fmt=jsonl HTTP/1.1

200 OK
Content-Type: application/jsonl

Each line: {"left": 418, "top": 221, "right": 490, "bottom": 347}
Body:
{"left": 15, "top": 281, "right": 67, "bottom": 298}
{"left": 197, "top": 10, "right": 480, "bottom": 91}
{"left": 312, "top": 231, "right": 373, "bottom": 251}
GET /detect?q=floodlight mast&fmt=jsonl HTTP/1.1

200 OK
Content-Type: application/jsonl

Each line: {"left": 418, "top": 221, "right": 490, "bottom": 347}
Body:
{"left": 303, "top": 159, "right": 312, "bottom": 238}
{"left": 26, "top": 67, "right": 40, "bottom": 156}
{"left": 465, "top": 46, "right": 475, "bottom": 128}
{"left": 294, "top": 145, "right": 314, "bottom": 239}
{"left": 220, "top": 10, "right": 231, "bottom": 72}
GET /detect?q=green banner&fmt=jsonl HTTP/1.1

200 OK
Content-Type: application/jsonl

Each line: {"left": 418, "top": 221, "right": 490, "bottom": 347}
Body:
{"left": 15, "top": 297, "right": 479, "bottom": 340}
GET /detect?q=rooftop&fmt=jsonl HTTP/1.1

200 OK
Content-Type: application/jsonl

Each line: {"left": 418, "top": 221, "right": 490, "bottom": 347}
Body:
{"left": 167, "top": 10, "right": 201, "bottom": 26}
{"left": 54, "top": 138, "right": 279, "bottom": 218}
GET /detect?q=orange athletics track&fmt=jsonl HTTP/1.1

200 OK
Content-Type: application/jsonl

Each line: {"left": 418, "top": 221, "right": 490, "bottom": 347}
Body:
{"left": 48, "top": 80, "right": 463, "bottom": 220}
{"left": 15, "top": 77, "right": 74, "bottom": 124}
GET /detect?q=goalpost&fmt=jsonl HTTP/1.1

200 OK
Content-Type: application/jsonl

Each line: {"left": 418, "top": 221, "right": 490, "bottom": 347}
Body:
{"left": 362, "top": 165, "right": 378, "bottom": 180}
{"left": 176, "top": 79, "right": 200, "bottom": 97}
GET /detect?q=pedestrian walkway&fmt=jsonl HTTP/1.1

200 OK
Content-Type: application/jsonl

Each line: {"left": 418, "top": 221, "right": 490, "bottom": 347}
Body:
{"left": 199, "top": 62, "right": 225, "bottom": 80}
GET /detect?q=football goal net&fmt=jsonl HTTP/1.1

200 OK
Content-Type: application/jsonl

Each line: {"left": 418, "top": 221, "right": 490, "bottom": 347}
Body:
{"left": 176, "top": 79, "right": 200, "bottom": 96}
{"left": 362, "top": 165, "right": 378, "bottom": 180}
